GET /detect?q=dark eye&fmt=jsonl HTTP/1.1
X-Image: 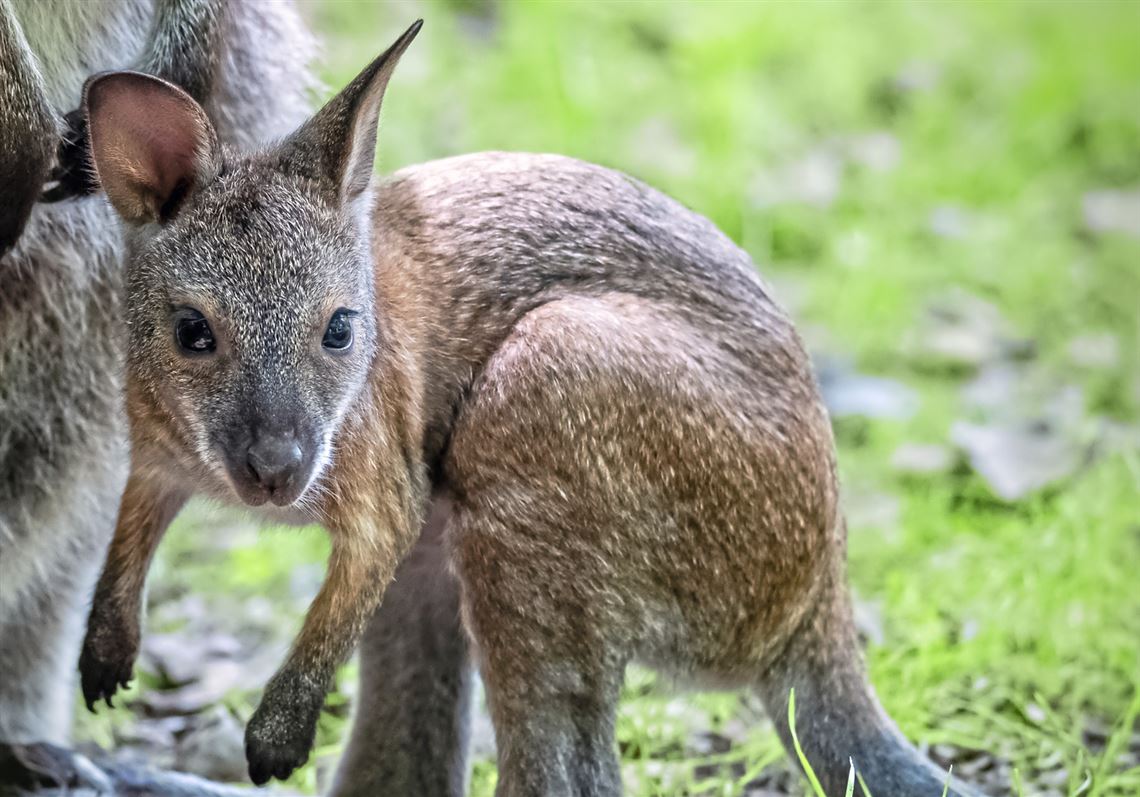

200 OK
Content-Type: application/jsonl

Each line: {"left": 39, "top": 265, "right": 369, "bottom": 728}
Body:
{"left": 322, "top": 309, "right": 354, "bottom": 352}
{"left": 174, "top": 309, "right": 216, "bottom": 355}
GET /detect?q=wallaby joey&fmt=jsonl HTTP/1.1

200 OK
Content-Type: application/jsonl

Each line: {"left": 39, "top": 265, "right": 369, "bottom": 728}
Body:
{"left": 79, "top": 20, "right": 980, "bottom": 797}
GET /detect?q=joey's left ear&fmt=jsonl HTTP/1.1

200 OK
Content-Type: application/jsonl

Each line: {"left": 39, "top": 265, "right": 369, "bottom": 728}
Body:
{"left": 276, "top": 19, "right": 422, "bottom": 204}
{"left": 84, "top": 71, "right": 219, "bottom": 225}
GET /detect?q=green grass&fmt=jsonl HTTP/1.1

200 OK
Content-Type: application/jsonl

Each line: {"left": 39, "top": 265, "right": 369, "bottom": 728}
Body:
{"left": 88, "top": 2, "right": 1139, "bottom": 795}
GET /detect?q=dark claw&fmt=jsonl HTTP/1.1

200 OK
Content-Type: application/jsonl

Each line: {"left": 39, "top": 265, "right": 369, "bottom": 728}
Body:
{"left": 78, "top": 633, "right": 137, "bottom": 713}
{"left": 40, "top": 108, "right": 100, "bottom": 203}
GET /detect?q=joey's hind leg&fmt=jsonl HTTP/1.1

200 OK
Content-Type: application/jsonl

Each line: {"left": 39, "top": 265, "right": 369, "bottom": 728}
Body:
{"left": 327, "top": 497, "right": 472, "bottom": 797}
{"left": 453, "top": 509, "right": 626, "bottom": 797}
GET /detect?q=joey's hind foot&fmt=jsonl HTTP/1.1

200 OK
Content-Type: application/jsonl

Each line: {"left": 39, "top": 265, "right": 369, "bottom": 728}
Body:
{"left": 0, "top": 742, "right": 111, "bottom": 794}
{"left": 244, "top": 676, "right": 324, "bottom": 785}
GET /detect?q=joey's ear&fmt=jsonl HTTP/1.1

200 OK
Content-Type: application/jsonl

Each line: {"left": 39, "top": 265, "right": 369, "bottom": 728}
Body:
{"left": 277, "top": 19, "right": 422, "bottom": 204}
{"left": 84, "top": 71, "right": 218, "bottom": 225}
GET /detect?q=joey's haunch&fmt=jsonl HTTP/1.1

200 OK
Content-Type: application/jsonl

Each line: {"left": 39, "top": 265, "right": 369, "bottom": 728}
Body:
{"left": 81, "top": 20, "right": 983, "bottom": 796}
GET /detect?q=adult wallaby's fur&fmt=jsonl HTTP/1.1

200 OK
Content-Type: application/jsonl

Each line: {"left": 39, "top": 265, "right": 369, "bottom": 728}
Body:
{"left": 82, "top": 20, "right": 982, "bottom": 797}
{"left": 0, "top": 0, "right": 313, "bottom": 792}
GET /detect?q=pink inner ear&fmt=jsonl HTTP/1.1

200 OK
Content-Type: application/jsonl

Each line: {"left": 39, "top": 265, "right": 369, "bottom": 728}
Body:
{"left": 87, "top": 74, "right": 214, "bottom": 222}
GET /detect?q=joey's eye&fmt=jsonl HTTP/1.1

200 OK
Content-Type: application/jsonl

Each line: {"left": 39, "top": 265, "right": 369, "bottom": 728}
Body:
{"left": 174, "top": 309, "right": 216, "bottom": 355}
{"left": 322, "top": 309, "right": 354, "bottom": 352}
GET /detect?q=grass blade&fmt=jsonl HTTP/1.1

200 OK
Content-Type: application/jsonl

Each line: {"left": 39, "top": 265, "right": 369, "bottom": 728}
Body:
{"left": 788, "top": 688, "right": 828, "bottom": 797}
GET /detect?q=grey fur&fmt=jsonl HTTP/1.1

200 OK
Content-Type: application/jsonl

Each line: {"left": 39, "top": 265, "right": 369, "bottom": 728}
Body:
{"left": 0, "top": 0, "right": 314, "bottom": 780}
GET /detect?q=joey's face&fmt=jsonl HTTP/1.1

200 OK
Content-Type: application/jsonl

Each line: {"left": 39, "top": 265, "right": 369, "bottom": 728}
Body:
{"left": 126, "top": 167, "right": 377, "bottom": 508}
{"left": 86, "top": 21, "right": 422, "bottom": 511}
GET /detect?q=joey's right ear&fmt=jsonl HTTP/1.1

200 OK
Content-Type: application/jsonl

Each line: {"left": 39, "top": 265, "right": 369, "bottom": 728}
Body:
{"left": 84, "top": 71, "right": 219, "bottom": 225}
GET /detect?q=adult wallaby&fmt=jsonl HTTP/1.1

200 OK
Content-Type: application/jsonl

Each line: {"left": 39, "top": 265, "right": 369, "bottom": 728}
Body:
{"left": 0, "top": 0, "right": 313, "bottom": 792}
{"left": 80, "top": 20, "right": 982, "bottom": 797}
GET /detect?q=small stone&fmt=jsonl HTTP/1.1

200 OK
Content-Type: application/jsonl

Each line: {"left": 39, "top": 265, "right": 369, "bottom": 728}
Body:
{"left": 142, "top": 631, "right": 242, "bottom": 688}
{"left": 894, "top": 61, "right": 942, "bottom": 94}
{"left": 846, "top": 132, "right": 901, "bottom": 173}
{"left": 1066, "top": 332, "right": 1120, "bottom": 369}
{"left": 174, "top": 706, "right": 247, "bottom": 782}
{"left": 951, "top": 420, "right": 1088, "bottom": 500}
{"left": 688, "top": 731, "right": 732, "bottom": 756}
{"left": 890, "top": 443, "right": 955, "bottom": 477}
{"left": 1082, "top": 189, "right": 1140, "bottom": 237}
{"left": 907, "top": 290, "right": 1030, "bottom": 373}
{"left": 929, "top": 205, "right": 973, "bottom": 239}
{"left": 817, "top": 359, "right": 919, "bottom": 420}
{"left": 960, "top": 617, "right": 980, "bottom": 642}
{"left": 843, "top": 487, "right": 902, "bottom": 535}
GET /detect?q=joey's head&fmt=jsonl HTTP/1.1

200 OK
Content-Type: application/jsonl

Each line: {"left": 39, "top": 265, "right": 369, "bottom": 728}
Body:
{"left": 85, "top": 22, "right": 422, "bottom": 508}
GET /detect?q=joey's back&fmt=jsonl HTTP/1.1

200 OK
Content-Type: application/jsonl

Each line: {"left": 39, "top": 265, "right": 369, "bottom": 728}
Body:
{"left": 372, "top": 152, "right": 828, "bottom": 470}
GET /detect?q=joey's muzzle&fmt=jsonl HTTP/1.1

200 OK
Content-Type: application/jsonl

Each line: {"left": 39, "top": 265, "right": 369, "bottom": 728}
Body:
{"left": 224, "top": 426, "right": 318, "bottom": 507}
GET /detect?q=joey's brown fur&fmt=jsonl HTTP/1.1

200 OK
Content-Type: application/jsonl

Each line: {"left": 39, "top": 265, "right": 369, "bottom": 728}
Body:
{"left": 81, "top": 21, "right": 982, "bottom": 797}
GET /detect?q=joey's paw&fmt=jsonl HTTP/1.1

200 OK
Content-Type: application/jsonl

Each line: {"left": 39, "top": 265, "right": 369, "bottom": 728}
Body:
{"left": 78, "top": 619, "right": 138, "bottom": 712}
{"left": 244, "top": 685, "right": 323, "bottom": 785}
{"left": 41, "top": 109, "right": 99, "bottom": 203}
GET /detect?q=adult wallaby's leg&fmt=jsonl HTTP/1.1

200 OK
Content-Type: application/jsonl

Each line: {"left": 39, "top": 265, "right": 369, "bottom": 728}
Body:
{"left": 327, "top": 496, "right": 472, "bottom": 797}
{"left": 452, "top": 506, "right": 625, "bottom": 797}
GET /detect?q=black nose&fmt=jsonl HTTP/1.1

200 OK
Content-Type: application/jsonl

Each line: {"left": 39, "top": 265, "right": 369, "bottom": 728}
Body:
{"left": 247, "top": 433, "right": 303, "bottom": 495}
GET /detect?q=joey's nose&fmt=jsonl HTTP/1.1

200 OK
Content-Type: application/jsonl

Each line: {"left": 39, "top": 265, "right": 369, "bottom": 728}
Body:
{"left": 247, "top": 434, "right": 303, "bottom": 496}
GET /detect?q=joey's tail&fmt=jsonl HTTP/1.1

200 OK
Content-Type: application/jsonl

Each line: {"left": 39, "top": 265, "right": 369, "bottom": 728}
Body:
{"left": 756, "top": 554, "right": 982, "bottom": 797}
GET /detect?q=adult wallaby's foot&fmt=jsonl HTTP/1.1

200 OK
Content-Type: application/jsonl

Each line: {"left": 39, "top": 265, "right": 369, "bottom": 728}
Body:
{"left": 0, "top": 742, "right": 110, "bottom": 795}
{"left": 0, "top": 748, "right": 283, "bottom": 797}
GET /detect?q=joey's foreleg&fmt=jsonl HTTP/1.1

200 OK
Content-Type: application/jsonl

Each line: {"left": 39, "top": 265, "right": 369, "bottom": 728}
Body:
{"left": 78, "top": 474, "right": 186, "bottom": 712}
{"left": 328, "top": 496, "right": 472, "bottom": 797}
{"left": 244, "top": 513, "right": 419, "bottom": 785}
